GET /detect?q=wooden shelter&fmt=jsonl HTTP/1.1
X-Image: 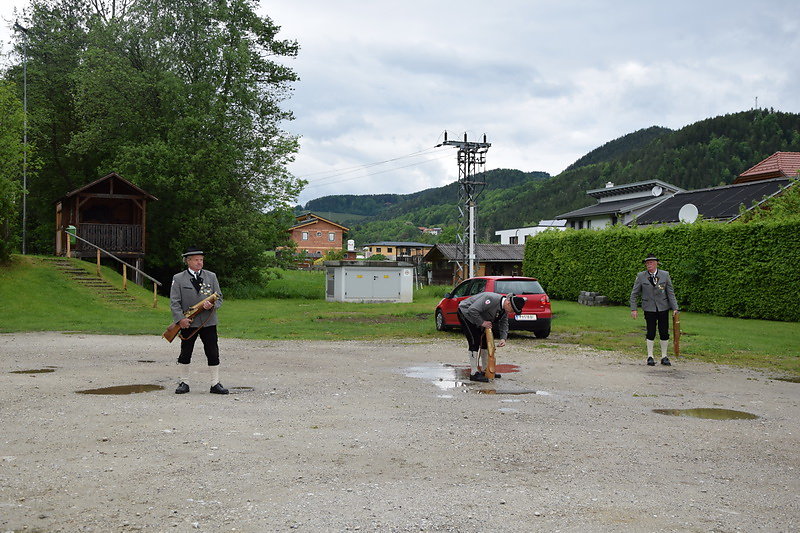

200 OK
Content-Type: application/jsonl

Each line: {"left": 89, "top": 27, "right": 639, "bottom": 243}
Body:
{"left": 54, "top": 173, "right": 158, "bottom": 265}
{"left": 424, "top": 243, "right": 525, "bottom": 286}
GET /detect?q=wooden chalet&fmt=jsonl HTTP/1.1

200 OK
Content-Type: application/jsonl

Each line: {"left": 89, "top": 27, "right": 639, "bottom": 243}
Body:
{"left": 424, "top": 243, "right": 525, "bottom": 286}
{"left": 54, "top": 173, "right": 158, "bottom": 265}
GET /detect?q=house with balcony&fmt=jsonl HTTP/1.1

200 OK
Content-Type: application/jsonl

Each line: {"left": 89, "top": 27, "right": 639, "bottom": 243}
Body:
{"left": 363, "top": 241, "right": 433, "bottom": 263}
{"left": 288, "top": 212, "right": 349, "bottom": 259}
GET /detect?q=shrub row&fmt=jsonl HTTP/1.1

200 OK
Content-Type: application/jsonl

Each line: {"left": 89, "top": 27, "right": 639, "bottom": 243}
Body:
{"left": 522, "top": 221, "right": 800, "bottom": 321}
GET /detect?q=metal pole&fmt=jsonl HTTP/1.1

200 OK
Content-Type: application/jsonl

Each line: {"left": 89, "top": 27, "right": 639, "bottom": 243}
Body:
{"left": 468, "top": 202, "right": 476, "bottom": 277}
{"left": 14, "top": 22, "right": 28, "bottom": 255}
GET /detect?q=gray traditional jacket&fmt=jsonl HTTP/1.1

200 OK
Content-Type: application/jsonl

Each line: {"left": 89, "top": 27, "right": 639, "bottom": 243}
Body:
{"left": 170, "top": 269, "right": 223, "bottom": 327}
{"left": 630, "top": 269, "right": 678, "bottom": 313}
{"left": 458, "top": 292, "right": 510, "bottom": 340}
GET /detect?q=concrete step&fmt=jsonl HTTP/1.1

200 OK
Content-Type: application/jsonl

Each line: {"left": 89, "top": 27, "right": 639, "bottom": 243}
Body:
{"left": 41, "top": 257, "right": 143, "bottom": 308}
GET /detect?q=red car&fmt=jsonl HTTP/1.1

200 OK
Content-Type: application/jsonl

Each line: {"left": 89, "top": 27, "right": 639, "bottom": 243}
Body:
{"left": 434, "top": 276, "right": 552, "bottom": 338}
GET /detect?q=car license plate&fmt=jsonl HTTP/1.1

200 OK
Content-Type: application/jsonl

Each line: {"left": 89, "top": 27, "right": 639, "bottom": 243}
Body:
{"left": 515, "top": 314, "right": 537, "bottom": 321}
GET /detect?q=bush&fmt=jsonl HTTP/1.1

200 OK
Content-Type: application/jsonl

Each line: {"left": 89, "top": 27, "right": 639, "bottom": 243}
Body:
{"left": 523, "top": 221, "right": 800, "bottom": 321}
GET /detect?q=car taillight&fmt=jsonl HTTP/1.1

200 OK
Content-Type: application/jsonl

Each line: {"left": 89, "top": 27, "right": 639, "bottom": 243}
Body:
{"left": 541, "top": 295, "right": 550, "bottom": 304}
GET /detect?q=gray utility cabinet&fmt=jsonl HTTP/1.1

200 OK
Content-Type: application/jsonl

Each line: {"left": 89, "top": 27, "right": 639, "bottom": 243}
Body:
{"left": 325, "top": 260, "right": 414, "bottom": 303}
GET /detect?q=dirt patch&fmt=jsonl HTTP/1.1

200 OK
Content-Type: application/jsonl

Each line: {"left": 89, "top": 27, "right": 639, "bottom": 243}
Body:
{"left": 0, "top": 332, "right": 798, "bottom": 532}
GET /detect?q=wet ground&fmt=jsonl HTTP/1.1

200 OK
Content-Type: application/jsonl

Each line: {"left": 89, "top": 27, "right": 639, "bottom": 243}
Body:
{"left": 0, "top": 332, "right": 798, "bottom": 532}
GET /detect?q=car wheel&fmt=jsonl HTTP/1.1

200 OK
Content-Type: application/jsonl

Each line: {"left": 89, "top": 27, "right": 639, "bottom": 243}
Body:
{"left": 533, "top": 326, "right": 550, "bottom": 339}
{"left": 435, "top": 310, "right": 449, "bottom": 331}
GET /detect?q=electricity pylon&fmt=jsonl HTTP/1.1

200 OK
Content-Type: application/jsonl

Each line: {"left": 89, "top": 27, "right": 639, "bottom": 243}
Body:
{"left": 437, "top": 132, "right": 491, "bottom": 282}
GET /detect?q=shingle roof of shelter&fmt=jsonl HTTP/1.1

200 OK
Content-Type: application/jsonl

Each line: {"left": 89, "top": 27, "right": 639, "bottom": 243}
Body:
{"left": 634, "top": 178, "right": 792, "bottom": 225}
{"left": 424, "top": 244, "right": 524, "bottom": 262}
{"left": 58, "top": 172, "right": 157, "bottom": 202}
{"left": 735, "top": 152, "right": 800, "bottom": 184}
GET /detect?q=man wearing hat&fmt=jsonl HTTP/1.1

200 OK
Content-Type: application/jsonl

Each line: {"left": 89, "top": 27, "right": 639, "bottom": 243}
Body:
{"left": 457, "top": 292, "right": 526, "bottom": 382}
{"left": 170, "top": 247, "right": 228, "bottom": 394}
{"left": 630, "top": 254, "right": 679, "bottom": 366}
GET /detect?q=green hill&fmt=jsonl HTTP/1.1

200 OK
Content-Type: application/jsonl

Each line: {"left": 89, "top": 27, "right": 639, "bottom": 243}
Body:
{"left": 302, "top": 109, "right": 800, "bottom": 244}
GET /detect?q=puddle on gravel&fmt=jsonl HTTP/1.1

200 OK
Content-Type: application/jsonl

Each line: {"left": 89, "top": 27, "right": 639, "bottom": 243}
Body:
{"left": 653, "top": 408, "right": 758, "bottom": 420}
{"left": 404, "top": 363, "right": 538, "bottom": 396}
{"left": 11, "top": 368, "right": 55, "bottom": 374}
{"left": 137, "top": 360, "right": 157, "bottom": 363}
{"left": 229, "top": 386, "right": 255, "bottom": 393}
{"left": 76, "top": 384, "right": 165, "bottom": 395}
{"left": 444, "top": 363, "right": 521, "bottom": 379}
{"left": 772, "top": 376, "right": 800, "bottom": 383}
{"left": 404, "top": 365, "right": 466, "bottom": 392}
{"left": 477, "top": 389, "right": 550, "bottom": 395}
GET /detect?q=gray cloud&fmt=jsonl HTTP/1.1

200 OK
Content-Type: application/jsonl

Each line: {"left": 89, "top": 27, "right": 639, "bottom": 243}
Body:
{"left": 2, "top": 0, "right": 798, "bottom": 206}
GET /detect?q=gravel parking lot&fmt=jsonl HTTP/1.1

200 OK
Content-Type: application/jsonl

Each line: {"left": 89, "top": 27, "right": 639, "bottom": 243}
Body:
{"left": 1, "top": 332, "right": 798, "bottom": 532}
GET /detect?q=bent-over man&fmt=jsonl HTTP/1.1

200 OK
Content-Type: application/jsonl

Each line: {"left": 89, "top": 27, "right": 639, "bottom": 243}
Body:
{"left": 458, "top": 292, "right": 525, "bottom": 382}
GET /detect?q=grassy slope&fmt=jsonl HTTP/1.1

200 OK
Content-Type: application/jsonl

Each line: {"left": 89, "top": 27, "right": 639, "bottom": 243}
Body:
{"left": 1, "top": 256, "right": 797, "bottom": 376}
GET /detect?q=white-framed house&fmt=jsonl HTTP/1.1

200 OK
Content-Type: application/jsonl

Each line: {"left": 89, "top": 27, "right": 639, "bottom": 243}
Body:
{"left": 495, "top": 220, "right": 567, "bottom": 244}
{"left": 555, "top": 180, "right": 684, "bottom": 229}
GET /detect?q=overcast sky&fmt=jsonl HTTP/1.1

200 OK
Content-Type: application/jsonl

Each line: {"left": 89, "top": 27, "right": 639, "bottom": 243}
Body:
{"left": 3, "top": 1, "right": 799, "bottom": 206}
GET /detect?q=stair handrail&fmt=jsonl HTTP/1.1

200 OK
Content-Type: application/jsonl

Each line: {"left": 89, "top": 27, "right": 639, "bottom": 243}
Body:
{"left": 65, "top": 227, "right": 162, "bottom": 307}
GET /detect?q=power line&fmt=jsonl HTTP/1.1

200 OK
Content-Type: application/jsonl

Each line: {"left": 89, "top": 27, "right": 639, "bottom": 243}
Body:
{"left": 302, "top": 150, "right": 453, "bottom": 189}
{"left": 298, "top": 146, "right": 450, "bottom": 184}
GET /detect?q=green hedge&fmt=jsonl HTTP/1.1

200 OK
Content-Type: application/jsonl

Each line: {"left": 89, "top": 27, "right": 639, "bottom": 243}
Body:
{"left": 523, "top": 221, "right": 800, "bottom": 321}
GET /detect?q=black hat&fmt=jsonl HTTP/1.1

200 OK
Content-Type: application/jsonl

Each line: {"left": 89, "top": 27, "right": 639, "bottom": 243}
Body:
{"left": 182, "top": 246, "right": 205, "bottom": 257}
{"left": 642, "top": 254, "right": 659, "bottom": 264}
{"left": 509, "top": 294, "right": 526, "bottom": 314}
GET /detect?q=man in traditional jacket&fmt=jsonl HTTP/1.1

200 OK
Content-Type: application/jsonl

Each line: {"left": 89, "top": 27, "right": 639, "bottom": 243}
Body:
{"left": 170, "top": 246, "right": 228, "bottom": 394}
{"left": 458, "top": 292, "right": 526, "bottom": 382}
{"left": 630, "top": 254, "right": 680, "bottom": 366}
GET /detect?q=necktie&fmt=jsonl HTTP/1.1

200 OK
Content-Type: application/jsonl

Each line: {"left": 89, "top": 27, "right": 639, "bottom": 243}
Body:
{"left": 190, "top": 271, "right": 202, "bottom": 293}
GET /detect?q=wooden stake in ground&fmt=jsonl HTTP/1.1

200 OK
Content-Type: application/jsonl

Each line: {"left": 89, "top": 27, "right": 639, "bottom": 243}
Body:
{"left": 484, "top": 327, "right": 496, "bottom": 379}
{"left": 673, "top": 311, "right": 681, "bottom": 357}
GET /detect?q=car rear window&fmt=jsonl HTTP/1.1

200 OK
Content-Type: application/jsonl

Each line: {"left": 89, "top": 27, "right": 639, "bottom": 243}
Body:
{"left": 494, "top": 280, "right": 545, "bottom": 295}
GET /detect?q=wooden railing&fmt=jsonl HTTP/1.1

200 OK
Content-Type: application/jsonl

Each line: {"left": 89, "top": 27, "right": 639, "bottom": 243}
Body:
{"left": 65, "top": 229, "right": 162, "bottom": 308}
{"left": 72, "top": 223, "right": 143, "bottom": 253}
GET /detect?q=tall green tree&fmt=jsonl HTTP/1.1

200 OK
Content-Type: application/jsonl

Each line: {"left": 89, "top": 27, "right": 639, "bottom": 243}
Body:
{"left": 7, "top": 0, "right": 303, "bottom": 285}
{"left": 0, "top": 82, "right": 27, "bottom": 262}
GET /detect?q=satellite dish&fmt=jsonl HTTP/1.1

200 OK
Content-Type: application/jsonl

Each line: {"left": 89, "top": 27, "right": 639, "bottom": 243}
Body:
{"left": 678, "top": 203, "right": 699, "bottom": 223}
{"left": 651, "top": 185, "right": 663, "bottom": 197}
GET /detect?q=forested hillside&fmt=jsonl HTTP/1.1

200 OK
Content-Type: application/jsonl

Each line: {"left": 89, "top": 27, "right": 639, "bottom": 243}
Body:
{"left": 564, "top": 126, "right": 672, "bottom": 171}
{"left": 305, "top": 169, "right": 550, "bottom": 243}
{"left": 309, "top": 109, "right": 800, "bottom": 245}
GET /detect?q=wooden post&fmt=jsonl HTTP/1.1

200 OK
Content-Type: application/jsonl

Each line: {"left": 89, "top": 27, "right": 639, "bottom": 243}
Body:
{"left": 673, "top": 312, "right": 681, "bottom": 357}
{"left": 153, "top": 284, "right": 158, "bottom": 308}
{"left": 122, "top": 264, "right": 128, "bottom": 291}
{"left": 66, "top": 231, "right": 71, "bottom": 258}
{"left": 485, "top": 328, "right": 496, "bottom": 379}
{"left": 96, "top": 249, "right": 101, "bottom": 277}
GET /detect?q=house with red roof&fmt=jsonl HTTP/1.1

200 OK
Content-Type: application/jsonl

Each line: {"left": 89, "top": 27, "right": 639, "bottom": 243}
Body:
{"left": 287, "top": 212, "right": 350, "bottom": 259}
{"left": 734, "top": 151, "right": 800, "bottom": 184}
{"left": 635, "top": 152, "right": 799, "bottom": 226}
